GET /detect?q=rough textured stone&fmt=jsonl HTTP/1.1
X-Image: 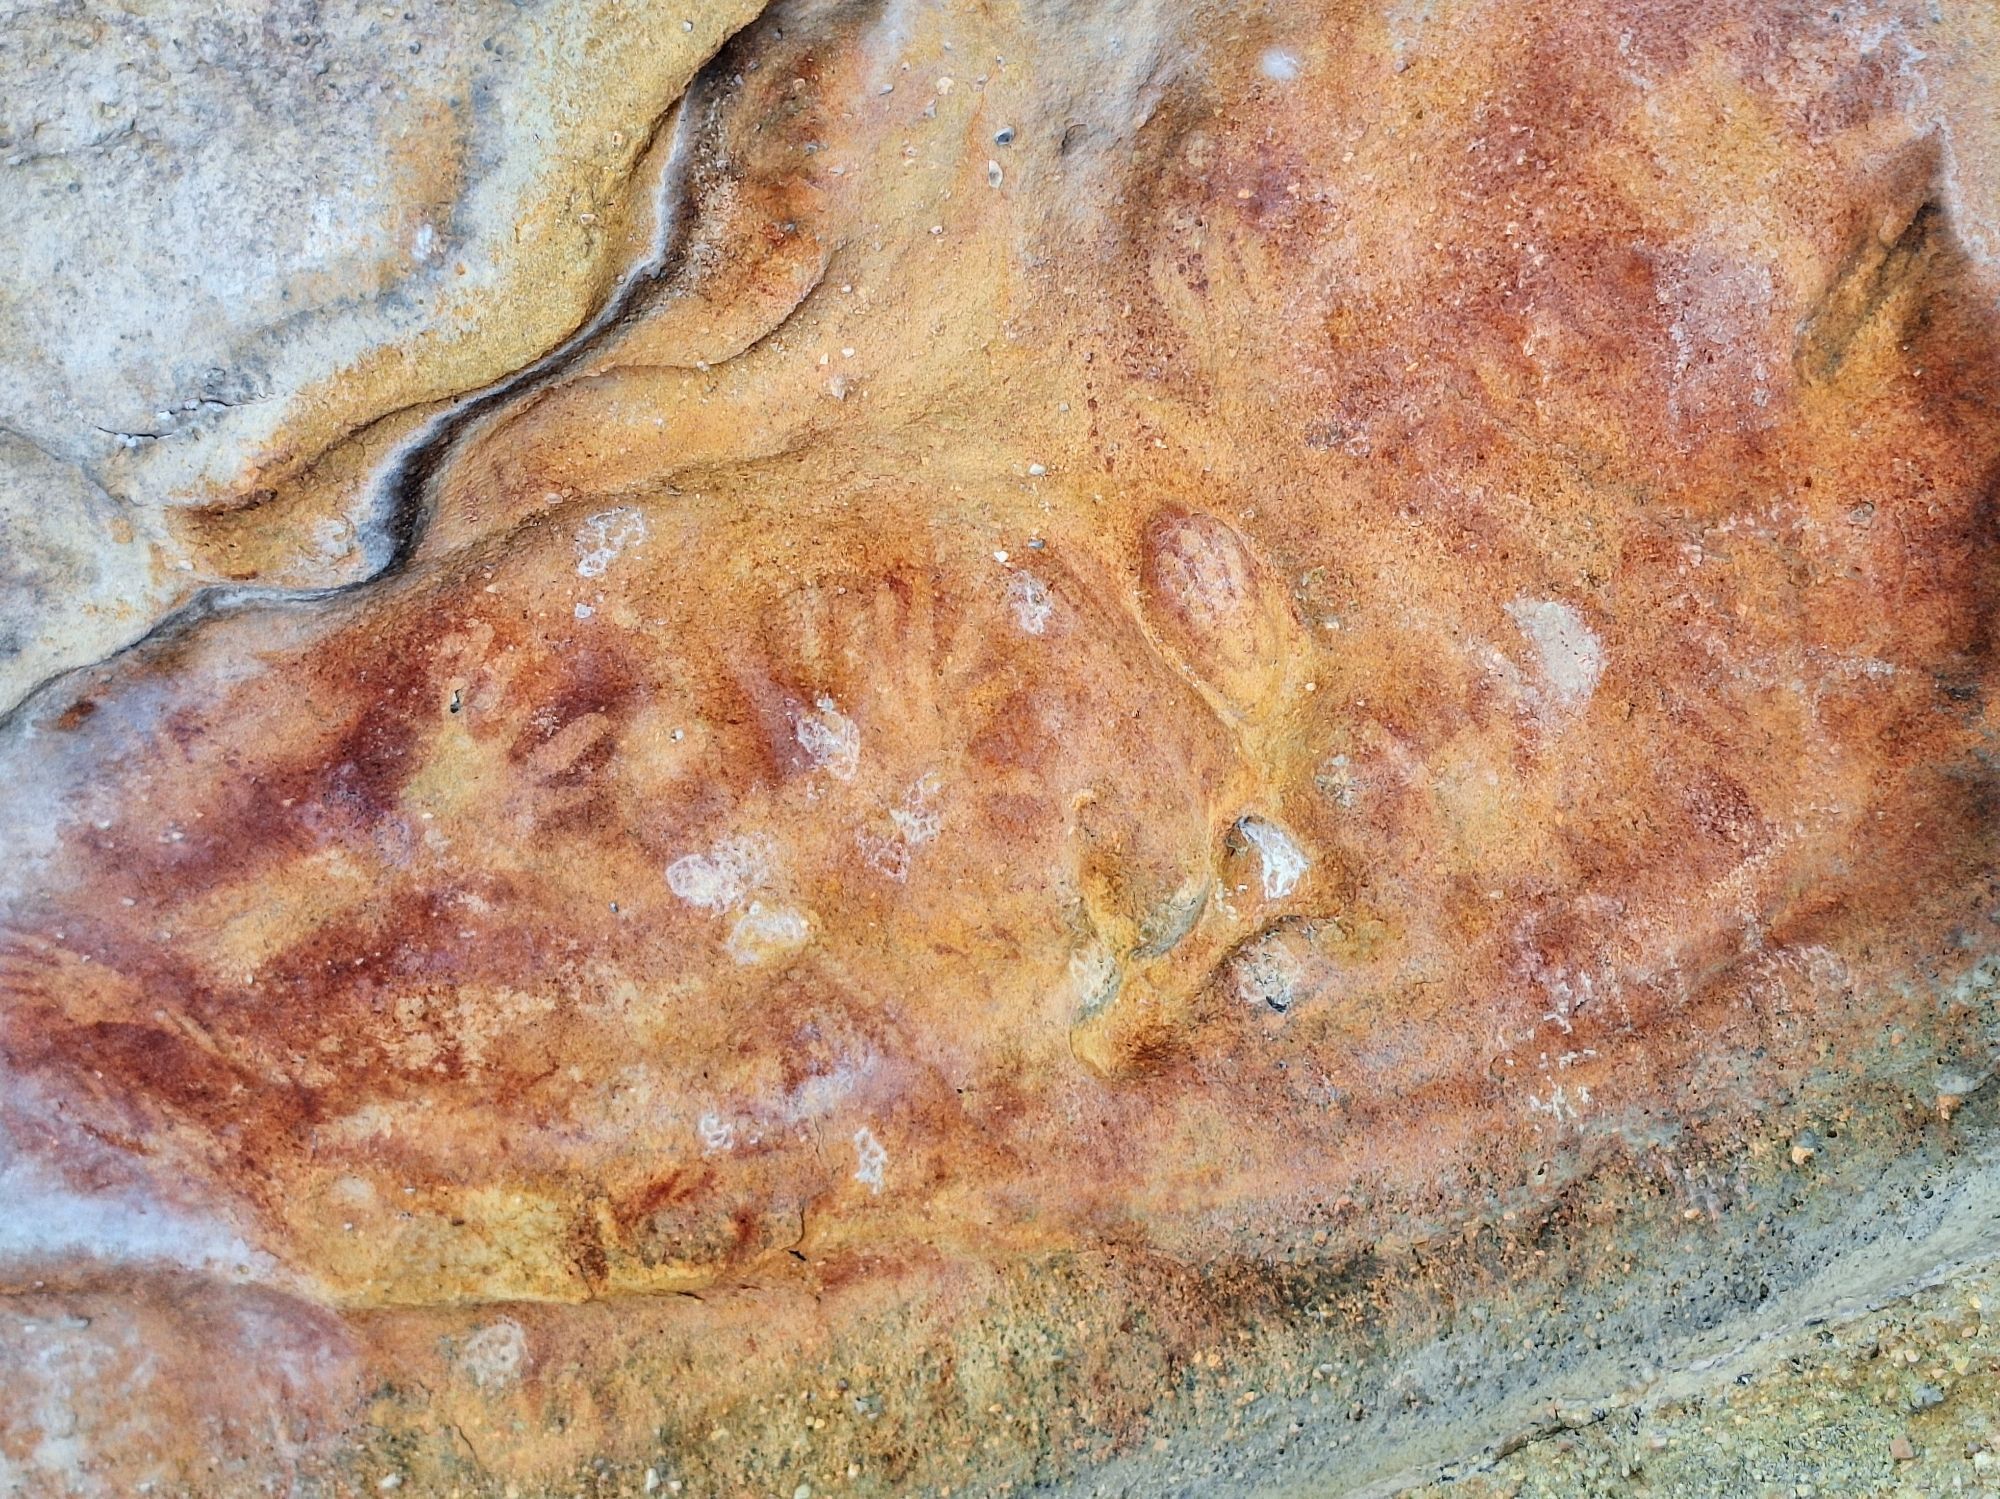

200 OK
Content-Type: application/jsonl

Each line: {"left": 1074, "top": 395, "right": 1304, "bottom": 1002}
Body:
{"left": 0, "top": 0, "right": 757, "bottom": 704}
{"left": 6, "top": 0, "right": 2000, "bottom": 1494}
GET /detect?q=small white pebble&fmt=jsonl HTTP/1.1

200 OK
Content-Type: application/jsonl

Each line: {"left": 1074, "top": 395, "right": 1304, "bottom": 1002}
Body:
{"left": 574, "top": 603, "right": 594, "bottom": 620}
{"left": 1027, "top": 462, "right": 1046, "bottom": 476}
{"left": 993, "top": 550, "right": 1009, "bottom": 563}
{"left": 378, "top": 1479, "right": 402, "bottom": 1493}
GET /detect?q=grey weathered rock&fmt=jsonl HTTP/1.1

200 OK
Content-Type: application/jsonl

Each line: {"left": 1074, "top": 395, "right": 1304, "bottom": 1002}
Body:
{"left": 0, "top": 0, "right": 756, "bottom": 707}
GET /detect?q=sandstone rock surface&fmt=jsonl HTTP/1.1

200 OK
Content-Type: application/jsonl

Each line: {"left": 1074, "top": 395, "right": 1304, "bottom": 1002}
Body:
{"left": 7, "top": 0, "right": 2000, "bottom": 1494}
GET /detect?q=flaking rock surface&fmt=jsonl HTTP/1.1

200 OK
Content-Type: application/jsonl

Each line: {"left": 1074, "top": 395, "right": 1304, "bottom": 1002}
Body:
{"left": 8, "top": 1, "right": 2000, "bottom": 1495}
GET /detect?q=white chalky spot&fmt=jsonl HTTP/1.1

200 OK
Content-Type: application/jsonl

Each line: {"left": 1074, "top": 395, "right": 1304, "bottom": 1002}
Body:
{"left": 312, "top": 516, "right": 356, "bottom": 560}
{"left": 665, "top": 834, "right": 773, "bottom": 911}
{"left": 698, "top": 1112, "right": 735, "bottom": 1154}
{"left": 1506, "top": 598, "right": 1604, "bottom": 708}
{"left": 574, "top": 507, "right": 648, "bottom": 578}
{"left": 1260, "top": 49, "right": 1302, "bottom": 80}
{"left": 1007, "top": 572, "right": 1053, "bottom": 634}
{"left": 853, "top": 1127, "right": 888, "bottom": 1193}
{"left": 1069, "top": 942, "right": 1121, "bottom": 1019}
{"left": 889, "top": 803, "right": 941, "bottom": 844}
{"left": 456, "top": 1319, "right": 527, "bottom": 1390}
{"left": 727, "top": 901, "right": 809, "bottom": 965}
{"left": 859, "top": 776, "right": 942, "bottom": 880}
{"left": 796, "top": 696, "right": 860, "bottom": 780}
{"left": 1237, "top": 815, "right": 1309, "bottom": 899}
{"left": 857, "top": 828, "right": 908, "bottom": 881}
{"left": 574, "top": 603, "right": 594, "bottom": 620}
{"left": 1526, "top": 1084, "right": 1591, "bottom": 1124}
{"left": 890, "top": 775, "right": 942, "bottom": 845}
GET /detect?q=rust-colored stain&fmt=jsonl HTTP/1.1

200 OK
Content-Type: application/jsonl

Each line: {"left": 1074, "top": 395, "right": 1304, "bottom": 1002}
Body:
{"left": 6, "top": 0, "right": 2000, "bottom": 1492}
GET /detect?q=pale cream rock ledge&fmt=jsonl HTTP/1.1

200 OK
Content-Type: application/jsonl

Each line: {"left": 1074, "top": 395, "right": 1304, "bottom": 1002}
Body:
{"left": 0, "top": 0, "right": 763, "bottom": 711}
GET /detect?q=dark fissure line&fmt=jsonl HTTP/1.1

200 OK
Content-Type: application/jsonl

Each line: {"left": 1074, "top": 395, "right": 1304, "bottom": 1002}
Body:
{"left": 0, "top": 32, "right": 741, "bottom": 740}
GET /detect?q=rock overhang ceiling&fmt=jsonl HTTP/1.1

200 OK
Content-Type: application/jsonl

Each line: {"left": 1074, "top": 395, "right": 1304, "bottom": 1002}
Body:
{"left": 6, "top": 0, "right": 2000, "bottom": 1493}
